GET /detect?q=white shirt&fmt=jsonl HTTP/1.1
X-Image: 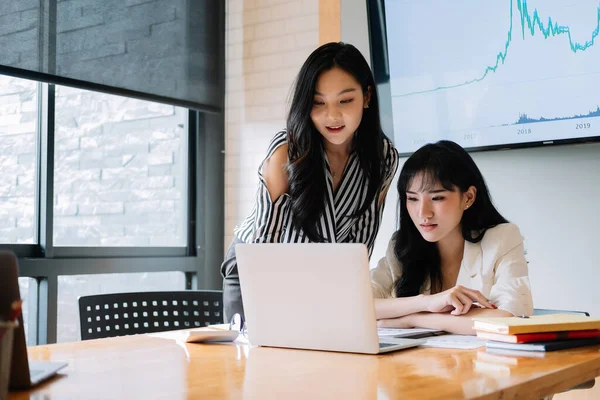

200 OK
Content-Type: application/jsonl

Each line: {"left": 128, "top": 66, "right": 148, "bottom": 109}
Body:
{"left": 371, "top": 223, "right": 534, "bottom": 317}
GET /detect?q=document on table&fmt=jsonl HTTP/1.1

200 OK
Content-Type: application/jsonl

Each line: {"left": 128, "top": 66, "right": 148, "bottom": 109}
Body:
{"left": 377, "top": 327, "right": 444, "bottom": 339}
{"left": 419, "top": 334, "right": 485, "bottom": 349}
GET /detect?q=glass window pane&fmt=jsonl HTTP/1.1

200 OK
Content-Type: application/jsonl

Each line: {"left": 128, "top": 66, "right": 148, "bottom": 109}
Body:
{"left": 53, "top": 86, "right": 188, "bottom": 246}
{"left": 18, "top": 277, "right": 38, "bottom": 346}
{"left": 0, "top": 75, "right": 38, "bottom": 244}
{"left": 57, "top": 272, "right": 186, "bottom": 343}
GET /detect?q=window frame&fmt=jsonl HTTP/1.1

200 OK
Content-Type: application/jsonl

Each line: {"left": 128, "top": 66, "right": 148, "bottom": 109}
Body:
{"left": 0, "top": 0, "right": 225, "bottom": 345}
{"left": 8, "top": 83, "right": 224, "bottom": 345}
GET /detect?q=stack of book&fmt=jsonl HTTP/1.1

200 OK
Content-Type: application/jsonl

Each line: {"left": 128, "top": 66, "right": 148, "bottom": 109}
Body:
{"left": 472, "top": 314, "right": 600, "bottom": 352}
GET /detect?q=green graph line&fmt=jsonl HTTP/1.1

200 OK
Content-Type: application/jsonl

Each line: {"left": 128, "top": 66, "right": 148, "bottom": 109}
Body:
{"left": 395, "top": 0, "right": 600, "bottom": 97}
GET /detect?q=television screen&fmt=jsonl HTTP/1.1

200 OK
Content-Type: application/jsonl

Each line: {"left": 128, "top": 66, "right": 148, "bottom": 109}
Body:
{"left": 368, "top": 0, "right": 600, "bottom": 154}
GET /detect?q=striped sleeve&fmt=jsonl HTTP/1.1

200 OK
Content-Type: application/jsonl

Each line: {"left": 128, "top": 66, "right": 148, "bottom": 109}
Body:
{"left": 346, "top": 138, "right": 398, "bottom": 257}
{"left": 380, "top": 137, "right": 399, "bottom": 204}
{"left": 354, "top": 202, "right": 378, "bottom": 257}
{"left": 233, "top": 130, "right": 292, "bottom": 243}
{"left": 250, "top": 189, "right": 291, "bottom": 243}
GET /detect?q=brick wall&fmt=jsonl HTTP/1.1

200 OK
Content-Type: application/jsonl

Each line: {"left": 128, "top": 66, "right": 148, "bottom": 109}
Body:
{"left": 55, "top": 0, "right": 184, "bottom": 101}
{"left": 0, "top": 76, "right": 188, "bottom": 246}
{"left": 53, "top": 86, "right": 187, "bottom": 246}
{"left": 0, "top": 1, "right": 39, "bottom": 70}
{"left": 224, "top": 0, "right": 319, "bottom": 247}
{"left": 0, "top": 76, "right": 37, "bottom": 243}
{"left": 0, "top": 0, "right": 220, "bottom": 106}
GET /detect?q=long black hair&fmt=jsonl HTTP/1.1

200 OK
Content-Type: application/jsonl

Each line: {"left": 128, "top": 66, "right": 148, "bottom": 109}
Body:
{"left": 286, "top": 42, "right": 386, "bottom": 242}
{"left": 393, "top": 140, "right": 508, "bottom": 297}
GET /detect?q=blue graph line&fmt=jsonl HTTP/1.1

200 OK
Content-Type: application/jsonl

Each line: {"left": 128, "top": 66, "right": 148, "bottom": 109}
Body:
{"left": 395, "top": 0, "right": 600, "bottom": 97}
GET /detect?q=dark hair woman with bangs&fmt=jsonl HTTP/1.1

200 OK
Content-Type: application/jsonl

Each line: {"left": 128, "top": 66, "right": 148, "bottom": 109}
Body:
{"left": 221, "top": 42, "right": 399, "bottom": 322}
{"left": 371, "top": 140, "right": 533, "bottom": 335}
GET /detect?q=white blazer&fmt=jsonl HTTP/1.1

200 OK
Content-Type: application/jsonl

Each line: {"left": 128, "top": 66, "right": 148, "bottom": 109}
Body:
{"left": 371, "top": 223, "right": 534, "bottom": 317}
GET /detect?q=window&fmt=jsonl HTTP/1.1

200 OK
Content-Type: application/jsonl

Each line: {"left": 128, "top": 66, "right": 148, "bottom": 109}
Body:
{"left": 0, "top": 0, "right": 224, "bottom": 346}
{"left": 18, "top": 277, "right": 38, "bottom": 346}
{"left": 0, "top": 75, "right": 38, "bottom": 244}
{"left": 57, "top": 272, "right": 186, "bottom": 343}
{"left": 53, "top": 86, "right": 188, "bottom": 247}
{"left": 1, "top": 61, "right": 221, "bottom": 344}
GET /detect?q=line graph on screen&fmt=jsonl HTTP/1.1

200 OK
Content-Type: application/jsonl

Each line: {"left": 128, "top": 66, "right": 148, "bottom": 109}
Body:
{"left": 385, "top": 0, "right": 600, "bottom": 152}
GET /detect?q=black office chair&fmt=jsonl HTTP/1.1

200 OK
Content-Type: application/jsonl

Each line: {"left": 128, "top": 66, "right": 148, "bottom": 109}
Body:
{"left": 78, "top": 290, "right": 223, "bottom": 340}
{"left": 533, "top": 308, "right": 590, "bottom": 316}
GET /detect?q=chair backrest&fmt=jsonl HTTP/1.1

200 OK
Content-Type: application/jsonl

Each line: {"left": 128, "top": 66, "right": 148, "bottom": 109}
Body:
{"left": 79, "top": 290, "right": 223, "bottom": 340}
{"left": 533, "top": 308, "right": 590, "bottom": 317}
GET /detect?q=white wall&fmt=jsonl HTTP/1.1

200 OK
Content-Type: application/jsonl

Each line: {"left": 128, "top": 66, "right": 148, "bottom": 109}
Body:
{"left": 225, "top": 0, "right": 319, "bottom": 246}
{"left": 343, "top": 0, "right": 600, "bottom": 316}
{"left": 473, "top": 144, "right": 600, "bottom": 316}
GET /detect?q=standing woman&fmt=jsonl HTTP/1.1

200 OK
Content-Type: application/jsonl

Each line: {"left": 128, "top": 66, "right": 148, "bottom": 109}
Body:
{"left": 222, "top": 42, "right": 399, "bottom": 321}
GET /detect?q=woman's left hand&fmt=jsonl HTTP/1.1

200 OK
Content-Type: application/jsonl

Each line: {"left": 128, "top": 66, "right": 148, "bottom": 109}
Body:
{"left": 377, "top": 315, "right": 414, "bottom": 329}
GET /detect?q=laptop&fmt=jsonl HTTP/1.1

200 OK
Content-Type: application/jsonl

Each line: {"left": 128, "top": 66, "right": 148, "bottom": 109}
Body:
{"left": 0, "top": 252, "right": 68, "bottom": 389}
{"left": 235, "top": 243, "right": 424, "bottom": 354}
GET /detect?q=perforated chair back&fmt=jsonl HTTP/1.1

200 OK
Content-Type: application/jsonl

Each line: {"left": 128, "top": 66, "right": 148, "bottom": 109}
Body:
{"left": 79, "top": 290, "right": 223, "bottom": 340}
{"left": 533, "top": 308, "right": 590, "bottom": 317}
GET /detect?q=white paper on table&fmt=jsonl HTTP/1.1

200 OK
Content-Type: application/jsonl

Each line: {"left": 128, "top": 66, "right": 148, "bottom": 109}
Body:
{"left": 419, "top": 334, "right": 485, "bottom": 349}
{"left": 207, "top": 323, "right": 231, "bottom": 331}
{"left": 377, "top": 327, "right": 444, "bottom": 338}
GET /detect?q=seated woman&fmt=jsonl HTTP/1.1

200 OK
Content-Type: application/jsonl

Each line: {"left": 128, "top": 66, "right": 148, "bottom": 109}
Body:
{"left": 372, "top": 140, "right": 533, "bottom": 335}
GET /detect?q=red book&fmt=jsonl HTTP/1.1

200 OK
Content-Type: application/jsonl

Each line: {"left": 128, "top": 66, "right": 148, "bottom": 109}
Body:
{"left": 476, "top": 329, "right": 600, "bottom": 344}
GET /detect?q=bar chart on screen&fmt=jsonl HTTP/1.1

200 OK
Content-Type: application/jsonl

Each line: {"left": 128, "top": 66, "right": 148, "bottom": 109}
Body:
{"left": 384, "top": 0, "right": 600, "bottom": 152}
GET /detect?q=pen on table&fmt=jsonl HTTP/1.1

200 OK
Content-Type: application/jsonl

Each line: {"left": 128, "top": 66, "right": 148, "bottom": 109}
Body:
{"left": 473, "top": 301, "right": 497, "bottom": 309}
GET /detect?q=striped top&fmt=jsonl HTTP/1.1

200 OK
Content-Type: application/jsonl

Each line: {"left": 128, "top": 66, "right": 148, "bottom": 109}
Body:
{"left": 234, "top": 130, "right": 399, "bottom": 257}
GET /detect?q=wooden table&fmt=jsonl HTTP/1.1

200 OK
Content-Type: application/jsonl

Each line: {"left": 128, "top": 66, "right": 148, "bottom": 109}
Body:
{"left": 8, "top": 331, "right": 600, "bottom": 399}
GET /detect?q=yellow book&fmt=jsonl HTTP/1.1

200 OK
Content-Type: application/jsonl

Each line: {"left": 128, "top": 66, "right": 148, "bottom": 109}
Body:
{"left": 472, "top": 314, "right": 600, "bottom": 335}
